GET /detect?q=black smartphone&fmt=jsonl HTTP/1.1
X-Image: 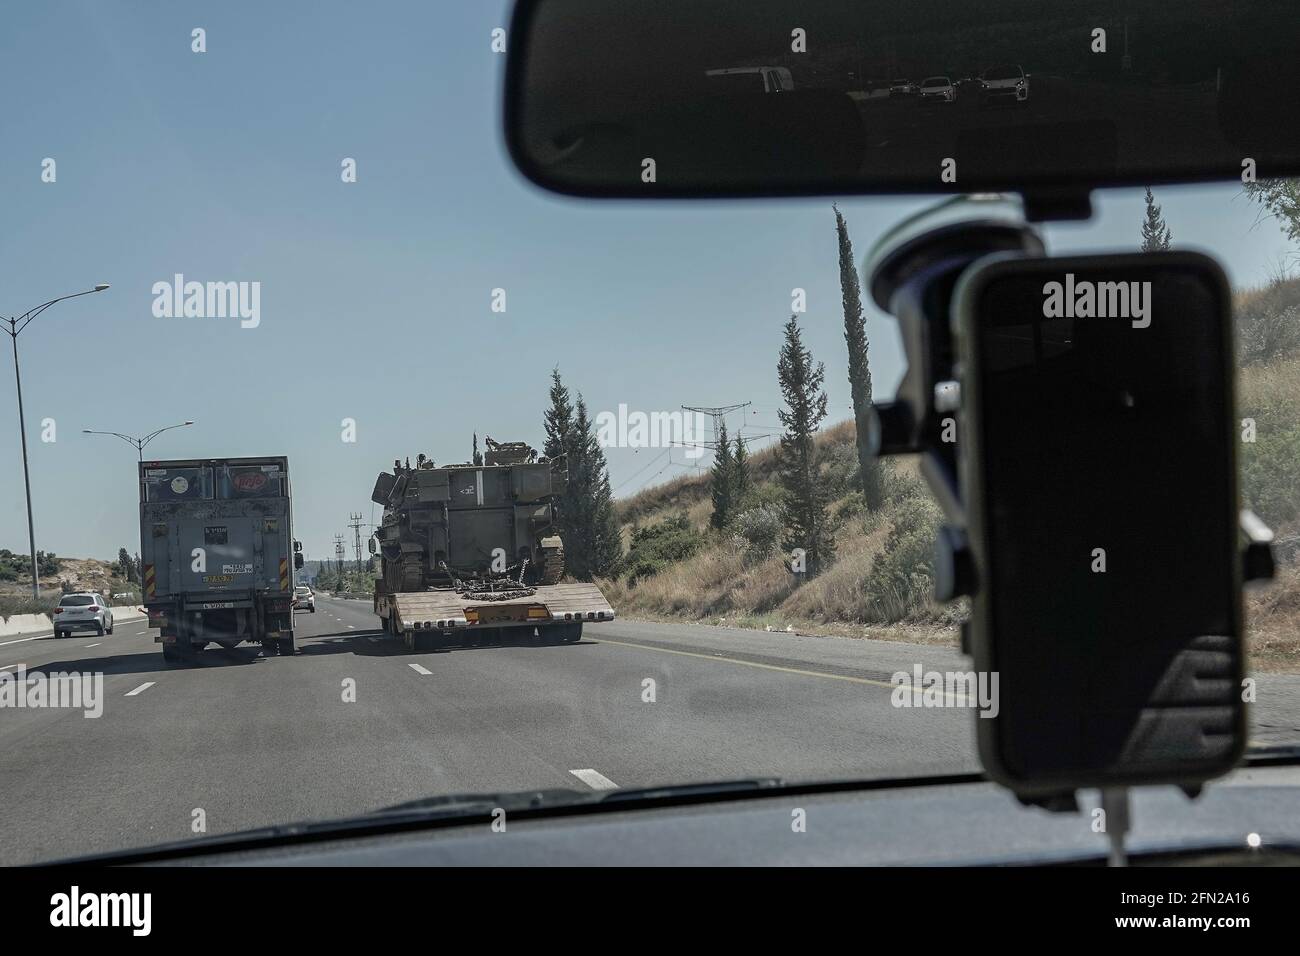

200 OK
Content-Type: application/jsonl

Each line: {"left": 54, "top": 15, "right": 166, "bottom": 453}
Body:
{"left": 954, "top": 252, "right": 1244, "bottom": 795}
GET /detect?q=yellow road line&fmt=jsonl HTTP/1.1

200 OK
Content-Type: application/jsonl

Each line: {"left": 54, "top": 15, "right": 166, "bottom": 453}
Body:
{"left": 593, "top": 636, "right": 971, "bottom": 702}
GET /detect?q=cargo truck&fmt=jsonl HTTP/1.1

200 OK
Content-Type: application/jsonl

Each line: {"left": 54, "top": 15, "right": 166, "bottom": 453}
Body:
{"left": 140, "top": 457, "right": 302, "bottom": 662}
{"left": 372, "top": 438, "right": 614, "bottom": 651}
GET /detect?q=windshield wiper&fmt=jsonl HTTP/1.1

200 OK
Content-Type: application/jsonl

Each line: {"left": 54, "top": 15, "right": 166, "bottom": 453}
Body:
{"left": 370, "top": 787, "right": 591, "bottom": 817}
{"left": 595, "top": 777, "right": 785, "bottom": 804}
{"left": 1244, "top": 743, "right": 1300, "bottom": 766}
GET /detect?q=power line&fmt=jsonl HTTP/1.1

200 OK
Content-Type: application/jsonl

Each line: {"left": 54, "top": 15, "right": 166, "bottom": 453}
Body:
{"left": 347, "top": 513, "right": 365, "bottom": 572}
{"left": 681, "top": 402, "right": 751, "bottom": 448}
{"left": 611, "top": 447, "right": 672, "bottom": 494}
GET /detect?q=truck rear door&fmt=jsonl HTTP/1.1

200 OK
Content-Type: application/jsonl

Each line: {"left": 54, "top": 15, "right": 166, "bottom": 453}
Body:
{"left": 217, "top": 463, "right": 292, "bottom": 595}
{"left": 177, "top": 516, "right": 260, "bottom": 593}
{"left": 140, "top": 465, "right": 214, "bottom": 601}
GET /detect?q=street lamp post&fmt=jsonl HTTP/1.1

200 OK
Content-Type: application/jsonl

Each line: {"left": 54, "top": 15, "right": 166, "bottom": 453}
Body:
{"left": 82, "top": 421, "right": 195, "bottom": 461}
{"left": 4, "top": 284, "right": 110, "bottom": 598}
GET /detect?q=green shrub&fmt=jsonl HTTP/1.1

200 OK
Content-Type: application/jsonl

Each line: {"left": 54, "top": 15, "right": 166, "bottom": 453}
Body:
{"left": 623, "top": 513, "right": 705, "bottom": 584}
{"left": 1238, "top": 278, "right": 1300, "bottom": 366}
{"left": 819, "top": 442, "right": 861, "bottom": 499}
{"left": 735, "top": 480, "right": 784, "bottom": 514}
{"left": 862, "top": 493, "right": 944, "bottom": 622}
{"left": 878, "top": 462, "right": 927, "bottom": 506}
{"left": 1239, "top": 358, "right": 1300, "bottom": 528}
{"left": 0, "top": 595, "right": 59, "bottom": 618}
{"left": 1240, "top": 422, "right": 1300, "bottom": 527}
{"left": 0, "top": 549, "right": 60, "bottom": 581}
{"left": 732, "top": 506, "right": 783, "bottom": 558}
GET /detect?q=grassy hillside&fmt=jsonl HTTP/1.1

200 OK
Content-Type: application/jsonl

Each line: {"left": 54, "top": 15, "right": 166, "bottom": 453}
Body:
{"left": 0, "top": 555, "right": 141, "bottom": 618}
{"left": 606, "top": 421, "right": 962, "bottom": 643}
{"left": 605, "top": 322, "right": 1300, "bottom": 670}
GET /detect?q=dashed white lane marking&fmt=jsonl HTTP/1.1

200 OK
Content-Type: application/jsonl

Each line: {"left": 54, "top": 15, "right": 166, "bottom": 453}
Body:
{"left": 124, "top": 682, "right": 156, "bottom": 697}
{"left": 408, "top": 663, "right": 432, "bottom": 676}
{"left": 346, "top": 625, "right": 356, "bottom": 629}
{"left": 569, "top": 768, "right": 619, "bottom": 791}
{"left": 0, "top": 663, "right": 22, "bottom": 672}
{"left": 0, "top": 636, "right": 41, "bottom": 647}
{"left": 85, "top": 643, "right": 101, "bottom": 648}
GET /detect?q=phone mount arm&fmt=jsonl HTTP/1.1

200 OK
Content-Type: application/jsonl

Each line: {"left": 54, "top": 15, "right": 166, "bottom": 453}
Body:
{"left": 865, "top": 195, "right": 1045, "bottom": 536}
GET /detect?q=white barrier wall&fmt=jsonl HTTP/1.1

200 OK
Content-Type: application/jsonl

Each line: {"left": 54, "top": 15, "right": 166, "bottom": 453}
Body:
{"left": 0, "top": 606, "right": 147, "bottom": 637}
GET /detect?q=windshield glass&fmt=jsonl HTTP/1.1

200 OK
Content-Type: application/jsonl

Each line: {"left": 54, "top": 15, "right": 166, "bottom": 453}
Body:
{"left": 1, "top": 0, "right": 1297, "bottom": 867}
{"left": 58, "top": 596, "right": 95, "bottom": 607}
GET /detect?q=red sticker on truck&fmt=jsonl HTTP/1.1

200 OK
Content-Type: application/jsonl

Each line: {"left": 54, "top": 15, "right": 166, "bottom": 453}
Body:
{"left": 233, "top": 472, "right": 268, "bottom": 492}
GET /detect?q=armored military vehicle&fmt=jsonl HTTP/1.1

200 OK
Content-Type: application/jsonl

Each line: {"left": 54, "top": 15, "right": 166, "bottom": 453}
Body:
{"left": 139, "top": 457, "right": 302, "bottom": 662}
{"left": 371, "top": 437, "right": 614, "bottom": 651}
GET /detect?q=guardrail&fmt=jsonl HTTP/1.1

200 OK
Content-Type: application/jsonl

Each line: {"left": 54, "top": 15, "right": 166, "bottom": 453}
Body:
{"left": 0, "top": 606, "right": 147, "bottom": 637}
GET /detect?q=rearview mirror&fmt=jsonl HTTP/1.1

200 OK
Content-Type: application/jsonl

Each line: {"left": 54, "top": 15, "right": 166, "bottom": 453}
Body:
{"left": 505, "top": 0, "right": 1300, "bottom": 201}
{"left": 367, "top": 536, "right": 376, "bottom": 556}
{"left": 293, "top": 553, "right": 304, "bottom": 571}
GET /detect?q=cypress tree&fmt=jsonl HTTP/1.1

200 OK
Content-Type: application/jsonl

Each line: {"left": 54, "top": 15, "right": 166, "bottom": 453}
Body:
{"left": 1140, "top": 187, "right": 1173, "bottom": 251}
{"left": 732, "top": 433, "right": 750, "bottom": 509}
{"left": 709, "top": 419, "right": 734, "bottom": 529}
{"left": 776, "top": 315, "right": 834, "bottom": 576}
{"left": 543, "top": 368, "right": 579, "bottom": 562}
{"left": 834, "top": 204, "right": 882, "bottom": 510}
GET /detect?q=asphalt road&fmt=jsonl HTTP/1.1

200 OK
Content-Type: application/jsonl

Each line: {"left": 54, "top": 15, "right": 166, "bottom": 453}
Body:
{"left": 2, "top": 594, "right": 1297, "bottom": 865}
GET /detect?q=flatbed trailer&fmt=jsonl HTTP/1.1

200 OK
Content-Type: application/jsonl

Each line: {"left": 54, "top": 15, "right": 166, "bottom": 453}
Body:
{"left": 375, "top": 581, "right": 614, "bottom": 651}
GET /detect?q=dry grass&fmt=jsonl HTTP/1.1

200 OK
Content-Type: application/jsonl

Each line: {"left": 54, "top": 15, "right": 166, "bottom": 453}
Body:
{"left": 618, "top": 420, "right": 859, "bottom": 529}
{"left": 1245, "top": 555, "right": 1300, "bottom": 673}
{"left": 612, "top": 335, "right": 1300, "bottom": 672}
{"left": 605, "top": 468, "right": 963, "bottom": 647}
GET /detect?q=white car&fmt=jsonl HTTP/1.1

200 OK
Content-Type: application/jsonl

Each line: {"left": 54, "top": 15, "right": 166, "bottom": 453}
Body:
{"left": 978, "top": 63, "right": 1029, "bottom": 106}
{"left": 919, "top": 76, "right": 955, "bottom": 103}
{"left": 53, "top": 593, "right": 114, "bottom": 638}
{"left": 293, "top": 585, "right": 316, "bottom": 613}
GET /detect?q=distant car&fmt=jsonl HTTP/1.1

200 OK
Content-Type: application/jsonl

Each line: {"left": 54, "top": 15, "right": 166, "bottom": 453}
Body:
{"left": 919, "top": 76, "right": 955, "bottom": 103}
{"left": 294, "top": 585, "right": 316, "bottom": 613}
{"left": 53, "top": 593, "right": 114, "bottom": 638}
{"left": 979, "top": 63, "right": 1029, "bottom": 106}
{"left": 703, "top": 66, "right": 794, "bottom": 93}
{"left": 889, "top": 78, "right": 915, "bottom": 95}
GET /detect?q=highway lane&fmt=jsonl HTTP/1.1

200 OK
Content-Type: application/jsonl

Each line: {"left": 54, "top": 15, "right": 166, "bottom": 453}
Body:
{"left": 1, "top": 594, "right": 1297, "bottom": 864}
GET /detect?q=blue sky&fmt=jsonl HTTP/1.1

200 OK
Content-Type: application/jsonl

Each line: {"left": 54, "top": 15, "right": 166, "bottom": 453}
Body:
{"left": 1, "top": 1, "right": 1294, "bottom": 563}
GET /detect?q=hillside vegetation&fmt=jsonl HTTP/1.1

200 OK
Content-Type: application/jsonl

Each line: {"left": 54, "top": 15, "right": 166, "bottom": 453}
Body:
{"left": 602, "top": 277, "right": 1300, "bottom": 671}
{"left": 0, "top": 555, "right": 142, "bottom": 618}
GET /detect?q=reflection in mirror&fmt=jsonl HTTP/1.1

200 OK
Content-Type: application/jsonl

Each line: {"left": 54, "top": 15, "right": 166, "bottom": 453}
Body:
{"left": 506, "top": 0, "right": 1300, "bottom": 197}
